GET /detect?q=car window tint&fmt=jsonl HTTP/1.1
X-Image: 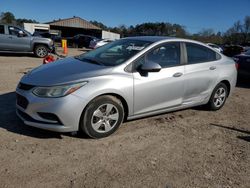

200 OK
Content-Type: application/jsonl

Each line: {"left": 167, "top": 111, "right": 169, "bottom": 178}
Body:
{"left": 186, "top": 43, "right": 218, "bottom": 64}
{"left": 0, "top": 25, "right": 4, "bottom": 34}
{"left": 146, "top": 42, "right": 180, "bottom": 68}
{"left": 245, "top": 50, "right": 250, "bottom": 55}
{"left": 8, "top": 26, "right": 21, "bottom": 36}
{"left": 133, "top": 42, "right": 181, "bottom": 70}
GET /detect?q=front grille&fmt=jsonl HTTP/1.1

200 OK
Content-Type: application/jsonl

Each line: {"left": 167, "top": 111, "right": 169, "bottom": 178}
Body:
{"left": 16, "top": 94, "right": 29, "bottom": 109}
{"left": 18, "top": 83, "right": 35, "bottom": 91}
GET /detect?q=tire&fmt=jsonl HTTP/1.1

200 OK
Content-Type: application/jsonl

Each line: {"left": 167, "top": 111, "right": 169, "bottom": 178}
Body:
{"left": 72, "top": 43, "right": 78, "bottom": 48}
{"left": 207, "top": 83, "right": 228, "bottom": 111}
{"left": 34, "top": 45, "right": 49, "bottom": 58}
{"left": 80, "top": 95, "right": 124, "bottom": 138}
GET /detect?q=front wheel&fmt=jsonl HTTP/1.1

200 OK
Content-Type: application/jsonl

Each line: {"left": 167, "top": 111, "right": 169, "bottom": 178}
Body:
{"left": 80, "top": 95, "right": 124, "bottom": 138}
{"left": 207, "top": 83, "right": 228, "bottom": 111}
{"left": 34, "top": 45, "right": 49, "bottom": 58}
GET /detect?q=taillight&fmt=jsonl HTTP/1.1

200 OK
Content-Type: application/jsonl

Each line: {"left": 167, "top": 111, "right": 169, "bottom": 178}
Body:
{"left": 235, "top": 62, "right": 239, "bottom": 70}
{"left": 233, "top": 57, "right": 239, "bottom": 70}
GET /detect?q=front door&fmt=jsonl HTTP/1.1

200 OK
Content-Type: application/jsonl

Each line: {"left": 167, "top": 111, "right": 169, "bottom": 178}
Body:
{"left": 6, "top": 26, "right": 31, "bottom": 51}
{"left": 133, "top": 42, "right": 185, "bottom": 115}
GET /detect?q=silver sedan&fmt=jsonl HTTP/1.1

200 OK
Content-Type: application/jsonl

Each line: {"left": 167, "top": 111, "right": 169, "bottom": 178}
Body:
{"left": 16, "top": 36, "right": 237, "bottom": 138}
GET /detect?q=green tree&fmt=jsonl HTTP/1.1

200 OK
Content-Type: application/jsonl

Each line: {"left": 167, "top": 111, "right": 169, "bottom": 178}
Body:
{"left": 16, "top": 18, "right": 38, "bottom": 26}
{"left": 90, "top": 20, "right": 109, "bottom": 30}
{"left": 0, "top": 11, "right": 15, "bottom": 24}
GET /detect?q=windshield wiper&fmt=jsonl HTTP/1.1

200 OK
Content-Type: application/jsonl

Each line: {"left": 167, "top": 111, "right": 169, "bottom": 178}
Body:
{"left": 74, "top": 56, "right": 104, "bottom": 66}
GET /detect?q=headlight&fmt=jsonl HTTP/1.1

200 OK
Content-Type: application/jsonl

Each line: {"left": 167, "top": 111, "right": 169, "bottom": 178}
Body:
{"left": 32, "top": 82, "right": 87, "bottom": 98}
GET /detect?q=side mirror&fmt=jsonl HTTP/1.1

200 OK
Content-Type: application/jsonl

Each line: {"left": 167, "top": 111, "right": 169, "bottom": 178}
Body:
{"left": 18, "top": 31, "right": 24, "bottom": 37}
{"left": 139, "top": 61, "right": 162, "bottom": 72}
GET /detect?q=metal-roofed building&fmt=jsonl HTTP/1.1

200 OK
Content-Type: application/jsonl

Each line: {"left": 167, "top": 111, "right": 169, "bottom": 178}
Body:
{"left": 47, "top": 17, "right": 100, "bottom": 30}
{"left": 24, "top": 17, "right": 120, "bottom": 41}
{"left": 46, "top": 16, "right": 101, "bottom": 37}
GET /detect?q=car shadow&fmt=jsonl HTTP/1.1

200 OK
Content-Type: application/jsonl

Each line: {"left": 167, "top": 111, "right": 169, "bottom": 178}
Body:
{"left": 210, "top": 123, "right": 250, "bottom": 143}
{"left": 0, "top": 92, "right": 88, "bottom": 139}
{"left": 0, "top": 52, "right": 35, "bottom": 57}
{"left": 236, "top": 77, "right": 250, "bottom": 89}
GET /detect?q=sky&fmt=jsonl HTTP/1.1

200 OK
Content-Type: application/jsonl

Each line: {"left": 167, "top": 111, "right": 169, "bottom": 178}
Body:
{"left": 0, "top": 0, "right": 250, "bottom": 33}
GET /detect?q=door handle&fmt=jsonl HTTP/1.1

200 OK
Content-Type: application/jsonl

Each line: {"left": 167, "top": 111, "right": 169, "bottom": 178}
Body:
{"left": 209, "top": 66, "right": 216, "bottom": 70}
{"left": 8, "top": 36, "right": 13, "bottom": 39}
{"left": 173, "top": 72, "right": 183, "bottom": 77}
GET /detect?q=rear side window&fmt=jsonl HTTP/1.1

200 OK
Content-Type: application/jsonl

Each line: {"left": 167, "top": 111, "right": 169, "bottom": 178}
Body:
{"left": 186, "top": 43, "right": 220, "bottom": 64}
{"left": 0, "top": 25, "right": 4, "bottom": 34}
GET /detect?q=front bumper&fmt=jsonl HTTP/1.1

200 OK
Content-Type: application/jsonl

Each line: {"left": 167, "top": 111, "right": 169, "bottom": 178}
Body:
{"left": 16, "top": 88, "right": 88, "bottom": 132}
{"left": 49, "top": 45, "right": 56, "bottom": 53}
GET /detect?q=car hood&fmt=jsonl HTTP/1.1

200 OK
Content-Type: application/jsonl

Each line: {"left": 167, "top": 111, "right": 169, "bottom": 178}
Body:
{"left": 31, "top": 36, "right": 52, "bottom": 42}
{"left": 21, "top": 57, "right": 112, "bottom": 86}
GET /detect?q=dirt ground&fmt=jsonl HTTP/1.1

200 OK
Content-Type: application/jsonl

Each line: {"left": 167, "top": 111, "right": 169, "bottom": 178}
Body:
{"left": 0, "top": 49, "right": 249, "bottom": 188}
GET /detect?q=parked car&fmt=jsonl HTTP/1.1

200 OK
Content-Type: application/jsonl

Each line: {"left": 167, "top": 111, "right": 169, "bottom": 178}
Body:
{"left": 0, "top": 24, "right": 54, "bottom": 57}
{"left": 207, "top": 43, "right": 223, "bottom": 53}
{"left": 234, "top": 49, "right": 250, "bottom": 78}
{"left": 16, "top": 36, "right": 237, "bottom": 138}
{"left": 223, "top": 45, "right": 244, "bottom": 57}
{"left": 67, "top": 34, "right": 99, "bottom": 48}
{"left": 89, "top": 39, "right": 114, "bottom": 49}
{"left": 33, "top": 31, "right": 62, "bottom": 43}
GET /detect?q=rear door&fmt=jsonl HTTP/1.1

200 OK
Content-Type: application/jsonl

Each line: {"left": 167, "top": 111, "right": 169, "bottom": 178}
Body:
{"left": 133, "top": 42, "right": 185, "bottom": 115}
{"left": 182, "top": 42, "right": 221, "bottom": 105}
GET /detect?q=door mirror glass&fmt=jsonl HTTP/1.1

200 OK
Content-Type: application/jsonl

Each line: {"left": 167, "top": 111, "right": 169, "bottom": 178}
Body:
{"left": 140, "top": 61, "right": 162, "bottom": 72}
{"left": 18, "top": 30, "right": 24, "bottom": 37}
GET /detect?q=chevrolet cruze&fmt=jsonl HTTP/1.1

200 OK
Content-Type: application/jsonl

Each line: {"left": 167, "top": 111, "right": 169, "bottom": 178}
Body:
{"left": 16, "top": 36, "right": 237, "bottom": 138}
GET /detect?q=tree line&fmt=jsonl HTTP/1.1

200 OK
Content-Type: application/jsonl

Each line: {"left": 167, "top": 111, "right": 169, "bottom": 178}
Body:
{"left": 91, "top": 16, "right": 250, "bottom": 45}
{"left": 0, "top": 11, "right": 38, "bottom": 26}
{"left": 1, "top": 11, "right": 249, "bottom": 45}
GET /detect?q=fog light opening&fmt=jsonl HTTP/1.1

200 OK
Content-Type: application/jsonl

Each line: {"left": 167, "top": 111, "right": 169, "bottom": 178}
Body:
{"left": 37, "top": 112, "right": 63, "bottom": 125}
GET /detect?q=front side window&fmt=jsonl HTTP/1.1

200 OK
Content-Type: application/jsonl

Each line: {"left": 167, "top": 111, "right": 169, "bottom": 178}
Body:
{"left": 75, "top": 39, "right": 152, "bottom": 66}
{"left": 186, "top": 43, "right": 219, "bottom": 64}
{"left": 8, "top": 26, "right": 22, "bottom": 36}
{"left": 134, "top": 42, "right": 181, "bottom": 70}
{"left": 0, "top": 25, "right": 4, "bottom": 34}
{"left": 146, "top": 42, "right": 180, "bottom": 68}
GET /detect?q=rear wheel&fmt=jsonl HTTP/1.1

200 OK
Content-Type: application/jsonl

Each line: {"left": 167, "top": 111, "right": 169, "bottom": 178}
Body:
{"left": 80, "top": 95, "right": 124, "bottom": 138}
{"left": 34, "top": 45, "right": 49, "bottom": 58}
{"left": 207, "top": 83, "right": 228, "bottom": 110}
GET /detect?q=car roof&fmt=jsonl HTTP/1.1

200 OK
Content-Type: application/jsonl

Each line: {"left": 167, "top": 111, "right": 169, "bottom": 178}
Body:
{"left": 122, "top": 36, "right": 225, "bottom": 55}
{"left": 0, "top": 24, "right": 22, "bottom": 28}
{"left": 76, "top": 34, "right": 97, "bottom": 38}
{"left": 123, "top": 36, "right": 206, "bottom": 44}
{"left": 124, "top": 36, "right": 174, "bottom": 42}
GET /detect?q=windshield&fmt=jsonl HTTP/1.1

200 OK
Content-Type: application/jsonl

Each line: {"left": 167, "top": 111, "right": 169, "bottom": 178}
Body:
{"left": 75, "top": 39, "right": 152, "bottom": 66}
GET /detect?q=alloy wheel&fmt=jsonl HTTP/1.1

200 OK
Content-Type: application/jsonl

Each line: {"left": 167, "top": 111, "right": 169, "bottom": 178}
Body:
{"left": 91, "top": 103, "right": 119, "bottom": 133}
{"left": 37, "top": 47, "right": 47, "bottom": 57}
{"left": 213, "top": 87, "right": 226, "bottom": 108}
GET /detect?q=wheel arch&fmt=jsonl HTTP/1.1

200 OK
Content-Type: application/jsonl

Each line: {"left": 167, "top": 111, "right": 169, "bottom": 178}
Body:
{"left": 79, "top": 93, "right": 130, "bottom": 130}
{"left": 33, "top": 43, "right": 49, "bottom": 51}
{"left": 220, "top": 80, "right": 231, "bottom": 97}
{"left": 97, "top": 93, "right": 129, "bottom": 121}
